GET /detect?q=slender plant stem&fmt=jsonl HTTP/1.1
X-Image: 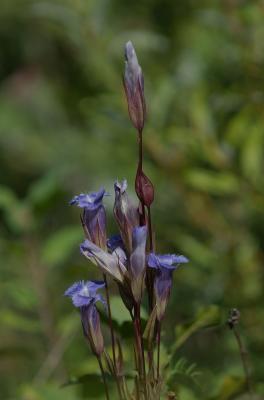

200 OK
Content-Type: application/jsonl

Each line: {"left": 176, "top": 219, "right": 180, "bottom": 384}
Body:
{"left": 103, "top": 274, "right": 116, "bottom": 367}
{"left": 157, "top": 322, "right": 161, "bottom": 381}
{"left": 146, "top": 205, "right": 155, "bottom": 312}
{"left": 135, "top": 375, "right": 140, "bottom": 400}
{"left": 134, "top": 304, "right": 148, "bottom": 400}
{"left": 133, "top": 316, "right": 142, "bottom": 376}
{"left": 103, "top": 275, "right": 124, "bottom": 400}
{"left": 233, "top": 326, "right": 253, "bottom": 395}
{"left": 137, "top": 129, "right": 146, "bottom": 225}
{"left": 147, "top": 206, "right": 153, "bottom": 252}
{"left": 98, "top": 356, "right": 110, "bottom": 400}
{"left": 138, "top": 129, "right": 143, "bottom": 170}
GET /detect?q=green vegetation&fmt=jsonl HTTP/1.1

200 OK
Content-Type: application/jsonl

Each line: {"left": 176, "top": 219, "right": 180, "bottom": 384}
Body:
{"left": 0, "top": 0, "right": 264, "bottom": 399}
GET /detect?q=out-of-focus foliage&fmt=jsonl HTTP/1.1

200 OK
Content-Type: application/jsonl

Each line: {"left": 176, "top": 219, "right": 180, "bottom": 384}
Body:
{"left": 0, "top": 0, "right": 264, "bottom": 399}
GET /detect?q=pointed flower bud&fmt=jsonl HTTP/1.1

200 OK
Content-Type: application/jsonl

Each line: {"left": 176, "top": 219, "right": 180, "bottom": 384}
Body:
{"left": 80, "top": 239, "right": 127, "bottom": 282}
{"left": 113, "top": 180, "right": 139, "bottom": 253}
{"left": 130, "top": 226, "right": 147, "bottom": 303}
{"left": 64, "top": 280, "right": 105, "bottom": 356}
{"left": 81, "top": 304, "right": 104, "bottom": 356}
{"left": 70, "top": 188, "right": 108, "bottom": 249}
{"left": 135, "top": 167, "right": 154, "bottom": 208}
{"left": 124, "top": 41, "right": 146, "bottom": 132}
{"left": 148, "top": 253, "right": 188, "bottom": 321}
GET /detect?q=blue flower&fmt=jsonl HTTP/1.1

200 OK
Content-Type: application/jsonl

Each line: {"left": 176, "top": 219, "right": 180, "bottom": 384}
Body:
{"left": 147, "top": 253, "right": 189, "bottom": 321}
{"left": 64, "top": 280, "right": 105, "bottom": 308}
{"left": 70, "top": 188, "right": 108, "bottom": 249}
{"left": 65, "top": 280, "right": 105, "bottom": 356}
{"left": 70, "top": 188, "right": 107, "bottom": 210}
{"left": 148, "top": 253, "right": 189, "bottom": 270}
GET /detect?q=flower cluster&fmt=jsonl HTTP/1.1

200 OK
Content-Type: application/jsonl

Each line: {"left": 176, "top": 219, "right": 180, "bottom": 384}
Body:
{"left": 64, "top": 41, "right": 189, "bottom": 400}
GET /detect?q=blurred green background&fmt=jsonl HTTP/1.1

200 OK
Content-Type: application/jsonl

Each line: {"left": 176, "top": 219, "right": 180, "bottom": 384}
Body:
{"left": 1, "top": 0, "right": 264, "bottom": 399}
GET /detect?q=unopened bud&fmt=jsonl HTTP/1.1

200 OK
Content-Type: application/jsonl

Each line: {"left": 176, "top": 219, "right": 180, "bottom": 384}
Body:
{"left": 123, "top": 41, "right": 146, "bottom": 132}
{"left": 81, "top": 304, "right": 104, "bottom": 356}
{"left": 135, "top": 168, "right": 154, "bottom": 208}
{"left": 130, "top": 226, "right": 147, "bottom": 303}
{"left": 113, "top": 180, "right": 139, "bottom": 253}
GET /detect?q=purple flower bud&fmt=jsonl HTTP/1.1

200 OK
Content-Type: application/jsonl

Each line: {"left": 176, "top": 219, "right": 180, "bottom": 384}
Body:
{"left": 130, "top": 226, "right": 147, "bottom": 303}
{"left": 123, "top": 41, "right": 146, "bottom": 132}
{"left": 70, "top": 188, "right": 108, "bottom": 249}
{"left": 81, "top": 304, "right": 104, "bottom": 356}
{"left": 147, "top": 253, "right": 189, "bottom": 321}
{"left": 113, "top": 180, "right": 139, "bottom": 253}
{"left": 135, "top": 168, "right": 154, "bottom": 208}
{"left": 80, "top": 239, "right": 127, "bottom": 282}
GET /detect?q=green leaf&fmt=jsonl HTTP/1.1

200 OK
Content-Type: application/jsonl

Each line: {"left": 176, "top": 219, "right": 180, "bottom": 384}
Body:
{"left": 143, "top": 305, "right": 157, "bottom": 349}
{"left": 171, "top": 305, "right": 222, "bottom": 354}
{"left": 184, "top": 169, "right": 239, "bottom": 195}
{"left": 167, "top": 358, "right": 202, "bottom": 393}
{"left": 20, "top": 383, "right": 78, "bottom": 400}
{"left": 1, "top": 309, "right": 41, "bottom": 333}
{"left": 41, "top": 225, "right": 82, "bottom": 266}
{"left": 209, "top": 375, "right": 245, "bottom": 400}
{"left": 0, "top": 185, "right": 33, "bottom": 232}
{"left": 241, "top": 125, "right": 264, "bottom": 184}
{"left": 0, "top": 185, "right": 18, "bottom": 210}
{"left": 26, "top": 174, "right": 60, "bottom": 207}
{"left": 62, "top": 373, "right": 104, "bottom": 387}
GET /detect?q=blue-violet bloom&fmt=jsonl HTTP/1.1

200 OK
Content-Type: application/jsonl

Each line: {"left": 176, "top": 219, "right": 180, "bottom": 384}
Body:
{"left": 70, "top": 188, "right": 108, "bottom": 249}
{"left": 148, "top": 253, "right": 189, "bottom": 270}
{"left": 64, "top": 280, "right": 105, "bottom": 356}
{"left": 148, "top": 253, "right": 189, "bottom": 321}
{"left": 64, "top": 280, "right": 105, "bottom": 308}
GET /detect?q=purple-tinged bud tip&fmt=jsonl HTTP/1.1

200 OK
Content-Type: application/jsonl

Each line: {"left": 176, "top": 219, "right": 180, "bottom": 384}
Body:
{"left": 123, "top": 41, "right": 146, "bottom": 132}
{"left": 130, "top": 225, "right": 147, "bottom": 303}
{"left": 81, "top": 304, "right": 104, "bottom": 356}
{"left": 135, "top": 168, "right": 154, "bottom": 208}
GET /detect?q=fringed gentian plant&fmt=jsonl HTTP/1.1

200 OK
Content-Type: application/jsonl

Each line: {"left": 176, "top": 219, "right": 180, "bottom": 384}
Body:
{"left": 64, "top": 41, "right": 189, "bottom": 400}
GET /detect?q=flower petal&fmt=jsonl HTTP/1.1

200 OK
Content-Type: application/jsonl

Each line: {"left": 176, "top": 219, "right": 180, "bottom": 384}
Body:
{"left": 70, "top": 188, "right": 107, "bottom": 210}
{"left": 64, "top": 280, "right": 105, "bottom": 308}
{"left": 129, "top": 226, "right": 147, "bottom": 303}
{"left": 64, "top": 281, "right": 84, "bottom": 297}
{"left": 148, "top": 253, "right": 189, "bottom": 270}
{"left": 80, "top": 239, "right": 126, "bottom": 282}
